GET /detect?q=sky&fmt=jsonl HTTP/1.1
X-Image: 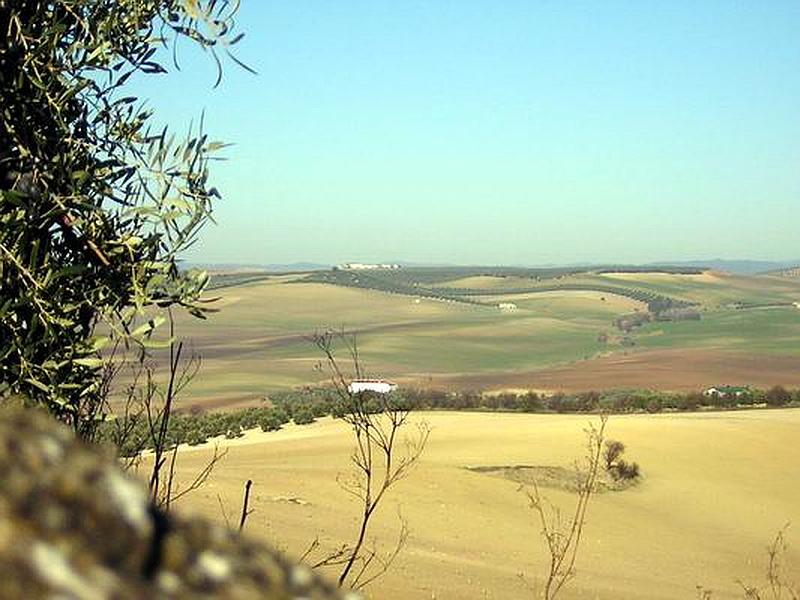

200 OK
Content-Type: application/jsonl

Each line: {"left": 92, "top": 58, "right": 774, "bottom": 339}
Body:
{"left": 133, "top": 1, "right": 800, "bottom": 266}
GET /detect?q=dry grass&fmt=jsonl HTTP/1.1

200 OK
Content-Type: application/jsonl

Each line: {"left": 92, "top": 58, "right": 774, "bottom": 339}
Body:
{"left": 157, "top": 409, "right": 800, "bottom": 599}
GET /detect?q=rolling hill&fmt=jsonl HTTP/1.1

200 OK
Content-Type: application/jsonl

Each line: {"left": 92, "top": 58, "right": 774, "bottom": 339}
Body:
{"left": 148, "top": 266, "right": 800, "bottom": 409}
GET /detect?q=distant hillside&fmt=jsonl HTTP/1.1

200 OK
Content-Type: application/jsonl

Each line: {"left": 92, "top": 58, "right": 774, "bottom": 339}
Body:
{"left": 302, "top": 265, "right": 700, "bottom": 313}
{"left": 188, "top": 262, "right": 331, "bottom": 273}
{"left": 649, "top": 259, "right": 800, "bottom": 275}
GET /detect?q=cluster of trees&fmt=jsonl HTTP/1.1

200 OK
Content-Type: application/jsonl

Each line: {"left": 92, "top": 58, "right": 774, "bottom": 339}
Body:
{"left": 653, "top": 307, "right": 702, "bottom": 321}
{"left": 312, "top": 265, "right": 705, "bottom": 293}
{"left": 277, "top": 385, "right": 800, "bottom": 415}
{"left": 307, "top": 267, "right": 699, "bottom": 319}
{"left": 615, "top": 306, "right": 701, "bottom": 332}
{"left": 439, "top": 284, "right": 695, "bottom": 315}
{"left": 110, "top": 384, "right": 798, "bottom": 456}
{"left": 100, "top": 387, "right": 420, "bottom": 455}
{"left": 305, "top": 270, "right": 484, "bottom": 305}
{"left": 100, "top": 388, "right": 334, "bottom": 455}
{"left": 614, "top": 312, "right": 652, "bottom": 332}
{"left": 311, "top": 266, "right": 598, "bottom": 289}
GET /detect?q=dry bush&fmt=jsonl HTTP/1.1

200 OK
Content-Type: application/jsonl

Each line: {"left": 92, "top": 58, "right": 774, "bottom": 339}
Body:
{"left": 697, "top": 526, "right": 797, "bottom": 599}
{"left": 305, "top": 329, "right": 430, "bottom": 591}
{"left": 522, "top": 415, "right": 608, "bottom": 599}
{"left": 101, "top": 311, "right": 225, "bottom": 512}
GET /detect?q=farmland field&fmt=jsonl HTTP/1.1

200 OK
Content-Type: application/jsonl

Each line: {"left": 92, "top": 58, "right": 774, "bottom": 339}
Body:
{"left": 156, "top": 409, "right": 800, "bottom": 599}
{"left": 161, "top": 267, "right": 800, "bottom": 409}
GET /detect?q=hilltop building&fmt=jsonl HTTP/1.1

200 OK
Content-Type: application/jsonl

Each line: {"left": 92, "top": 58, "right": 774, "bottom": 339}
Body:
{"left": 335, "top": 263, "right": 401, "bottom": 271}
{"left": 348, "top": 379, "right": 398, "bottom": 394}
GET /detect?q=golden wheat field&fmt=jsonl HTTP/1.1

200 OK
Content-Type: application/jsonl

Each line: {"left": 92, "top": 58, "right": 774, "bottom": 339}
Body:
{"left": 150, "top": 409, "right": 800, "bottom": 599}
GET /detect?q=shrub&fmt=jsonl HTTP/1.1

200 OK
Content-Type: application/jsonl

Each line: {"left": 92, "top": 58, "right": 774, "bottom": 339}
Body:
{"left": 187, "top": 431, "right": 208, "bottom": 446}
{"left": 603, "top": 440, "right": 625, "bottom": 471}
{"left": 646, "top": 398, "right": 662, "bottom": 413}
{"left": 293, "top": 407, "right": 316, "bottom": 425}
{"left": 259, "top": 415, "right": 283, "bottom": 432}
{"left": 604, "top": 439, "right": 640, "bottom": 481}
{"left": 766, "top": 385, "right": 791, "bottom": 407}
{"left": 520, "top": 392, "right": 544, "bottom": 412}
{"left": 547, "top": 393, "right": 567, "bottom": 412}
{"left": 225, "top": 426, "right": 243, "bottom": 439}
{"left": 677, "top": 392, "right": 703, "bottom": 411}
{"left": 614, "top": 460, "right": 640, "bottom": 481}
{"left": 482, "top": 394, "right": 500, "bottom": 410}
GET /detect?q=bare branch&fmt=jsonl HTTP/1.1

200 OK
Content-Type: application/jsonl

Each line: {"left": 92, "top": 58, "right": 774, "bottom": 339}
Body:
{"left": 524, "top": 415, "right": 608, "bottom": 599}
{"left": 308, "top": 330, "right": 428, "bottom": 590}
{"left": 238, "top": 479, "right": 254, "bottom": 532}
{"left": 168, "top": 445, "right": 228, "bottom": 505}
{"left": 217, "top": 494, "right": 232, "bottom": 530}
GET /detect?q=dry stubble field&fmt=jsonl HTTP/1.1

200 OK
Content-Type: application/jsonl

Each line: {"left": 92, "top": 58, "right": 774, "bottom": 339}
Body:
{"left": 154, "top": 409, "right": 800, "bottom": 599}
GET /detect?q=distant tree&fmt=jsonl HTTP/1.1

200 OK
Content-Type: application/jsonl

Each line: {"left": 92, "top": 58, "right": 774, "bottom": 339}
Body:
{"left": 680, "top": 392, "right": 705, "bottom": 411}
{"left": 766, "top": 386, "right": 791, "bottom": 407}
{"left": 520, "top": 392, "right": 544, "bottom": 412}
{"left": 259, "top": 414, "right": 284, "bottom": 432}
{"left": 603, "top": 440, "right": 625, "bottom": 471}
{"left": 603, "top": 438, "right": 640, "bottom": 482}
{"left": 548, "top": 392, "right": 567, "bottom": 413}
{"left": 293, "top": 406, "right": 316, "bottom": 425}
{"left": 646, "top": 398, "right": 662, "bottom": 413}
{"left": 577, "top": 391, "right": 601, "bottom": 412}
{"left": 0, "top": 1, "right": 249, "bottom": 437}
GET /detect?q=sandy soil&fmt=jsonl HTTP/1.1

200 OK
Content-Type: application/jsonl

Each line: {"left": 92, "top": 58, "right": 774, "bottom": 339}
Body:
{"left": 153, "top": 410, "right": 800, "bottom": 599}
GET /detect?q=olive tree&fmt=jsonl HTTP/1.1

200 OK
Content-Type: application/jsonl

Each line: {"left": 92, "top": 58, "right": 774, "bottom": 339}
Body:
{"left": 0, "top": 1, "right": 249, "bottom": 437}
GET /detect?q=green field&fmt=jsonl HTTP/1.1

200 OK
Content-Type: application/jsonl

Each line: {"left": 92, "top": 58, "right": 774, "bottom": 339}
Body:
{"left": 157, "top": 267, "right": 800, "bottom": 407}
{"left": 635, "top": 306, "right": 800, "bottom": 354}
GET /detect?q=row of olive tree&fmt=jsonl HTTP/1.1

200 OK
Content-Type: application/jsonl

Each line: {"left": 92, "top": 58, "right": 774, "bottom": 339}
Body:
{"left": 256, "top": 385, "right": 800, "bottom": 416}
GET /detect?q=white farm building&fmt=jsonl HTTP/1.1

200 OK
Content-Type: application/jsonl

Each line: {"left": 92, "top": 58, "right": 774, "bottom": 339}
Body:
{"left": 348, "top": 379, "right": 398, "bottom": 394}
{"left": 337, "top": 263, "right": 401, "bottom": 271}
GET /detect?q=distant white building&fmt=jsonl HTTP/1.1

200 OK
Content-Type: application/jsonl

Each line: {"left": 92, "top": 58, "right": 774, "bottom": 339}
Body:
{"left": 337, "top": 263, "right": 401, "bottom": 271}
{"left": 498, "top": 302, "right": 518, "bottom": 311}
{"left": 703, "top": 385, "right": 749, "bottom": 398}
{"left": 348, "top": 379, "right": 398, "bottom": 394}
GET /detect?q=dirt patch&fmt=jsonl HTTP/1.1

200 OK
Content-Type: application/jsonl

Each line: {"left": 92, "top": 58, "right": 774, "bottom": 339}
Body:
{"left": 428, "top": 349, "right": 800, "bottom": 393}
{"left": 465, "top": 464, "right": 637, "bottom": 493}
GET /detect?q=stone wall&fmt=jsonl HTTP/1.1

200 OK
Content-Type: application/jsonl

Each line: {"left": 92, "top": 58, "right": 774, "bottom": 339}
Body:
{"left": 0, "top": 408, "right": 353, "bottom": 599}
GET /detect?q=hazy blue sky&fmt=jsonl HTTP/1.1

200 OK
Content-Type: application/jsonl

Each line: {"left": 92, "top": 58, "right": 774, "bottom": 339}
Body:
{"left": 135, "top": 1, "right": 800, "bottom": 266}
